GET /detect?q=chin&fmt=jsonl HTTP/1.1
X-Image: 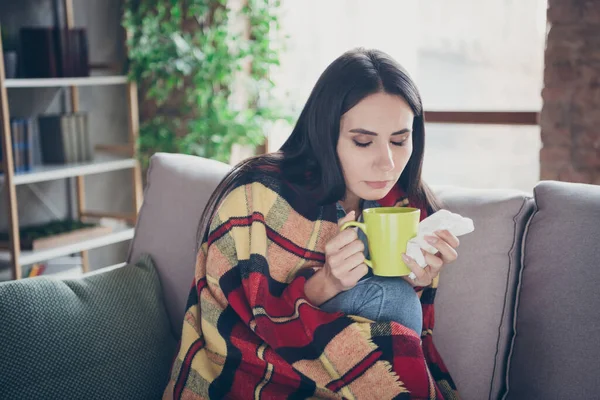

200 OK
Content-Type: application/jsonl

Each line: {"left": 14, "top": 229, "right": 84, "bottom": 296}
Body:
{"left": 359, "top": 186, "right": 395, "bottom": 201}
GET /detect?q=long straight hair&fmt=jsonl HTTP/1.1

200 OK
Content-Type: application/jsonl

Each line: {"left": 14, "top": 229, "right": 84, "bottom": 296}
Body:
{"left": 196, "top": 48, "right": 441, "bottom": 246}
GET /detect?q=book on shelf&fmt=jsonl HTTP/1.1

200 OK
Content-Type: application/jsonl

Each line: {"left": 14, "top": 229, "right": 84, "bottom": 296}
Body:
{"left": 0, "top": 117, "right": 36, "bottom": 174}
{"left": 19, "top": 118, "right": 35, "bottom": 172}
{"left": 12, "top": 120, "right": 21, "bottom": 172}
{"left": 70, "top": 29, "right": 90, "bottom": 77}
{"left": 75, "top": 113, "right": 93, "bottom": 161}
{"left": 19, "top": 27, "right": 90, "bottom": 78}
{"left": 19, "top": 28, "right": 59, "bottom": 78}
{"left": 26, "top": 263, "right": 46, "bottom": 277}
{"left": 38, "top": 112, "right": 92, "bottom": 164}
{"left": 38, "top": 115, "right": 72, "bottom": 164}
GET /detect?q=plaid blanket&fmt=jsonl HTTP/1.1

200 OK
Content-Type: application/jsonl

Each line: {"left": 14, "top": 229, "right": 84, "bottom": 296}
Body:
{"left": 163, "top": 170, "right": 458, "bottom": 399}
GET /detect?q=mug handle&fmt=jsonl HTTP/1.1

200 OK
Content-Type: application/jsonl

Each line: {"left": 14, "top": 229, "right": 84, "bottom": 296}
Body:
{"left": 339, "top": 221, "right": 373, "bottom": 268}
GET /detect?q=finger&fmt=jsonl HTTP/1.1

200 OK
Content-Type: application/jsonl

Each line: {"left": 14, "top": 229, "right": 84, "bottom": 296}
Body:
{"left": 328, "top": 238, "right": 363, "bottom": 267}
{"left": 417, "top": 265, "right": 435, "bottom": 287}
{"left": 337, "top": 210, "right": 356, "bottom": 227}
{"left": 331, "top": 251, "right": 366, "bottom": 277}
{"left": 423, "top": 251, "right": 444, "bottom": 271}
{"left": 347, "top": 263, "right": 369, "bottom": 282}
{"left": 338, "top": 228, "right": 359, "bottom": 248}
{"left": 337, "top": 239, "right": 365, "bottom": 261}
{"left": 434, "top": 229, "right": 460, "bottom": 248}
{"left": 342, "top": 252, "right": 366, "bottom": 273}
{"left": 325, "top": 228, "right": 358, "bottom": 254}
{"left": 424, "top": 235, "right": 458, "bottom": 264}
{"left": 402, "top": 253, "right": 429, "bottom": 283}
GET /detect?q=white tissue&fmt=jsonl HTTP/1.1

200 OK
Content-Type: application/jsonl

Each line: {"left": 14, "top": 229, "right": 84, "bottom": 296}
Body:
{"left": 406, "top": 210, "right": 475, "bottom": 279}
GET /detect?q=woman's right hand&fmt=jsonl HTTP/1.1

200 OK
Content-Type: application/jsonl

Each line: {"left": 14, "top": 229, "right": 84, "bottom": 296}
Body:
{"left": 323, "top": 211, "right": 370, "bottom": 292}
{"left": 304, "top": 211, "right": 369, "bottom": 306}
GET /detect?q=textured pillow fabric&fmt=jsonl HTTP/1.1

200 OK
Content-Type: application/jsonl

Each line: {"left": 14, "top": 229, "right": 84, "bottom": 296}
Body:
{"left": 0, "top": 254, "right": 177, "bottom": 400}
{"left": 432, "top": 186, "right": 534, "bottom": 400}
{"left": 505, "top": 181, "right": 600, "bottom": 399}
{"left": 128, "top": 152, "right": 231, "bottom": 337}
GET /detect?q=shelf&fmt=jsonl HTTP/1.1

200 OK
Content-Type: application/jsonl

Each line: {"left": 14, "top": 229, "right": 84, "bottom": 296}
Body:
{"left": 1, "top": 155, "right": 137, "bottom": 185}
{"left": 0, "top": 226, "right": 135, "bottom": 266}
{"left": 4, "top": 76, "right": 128, "bottom": 88}
{"left": 0, "top": 2, "right": 144, "bottom": 281}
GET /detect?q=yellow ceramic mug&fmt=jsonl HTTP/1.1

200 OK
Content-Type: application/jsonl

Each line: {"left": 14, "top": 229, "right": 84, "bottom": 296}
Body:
{"left": 340, "top": 207, "right": 420, "bottom": 277}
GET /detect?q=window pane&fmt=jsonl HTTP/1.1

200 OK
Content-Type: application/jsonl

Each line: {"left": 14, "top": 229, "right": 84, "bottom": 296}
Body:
{"left": 269, "top": 0, "right": 546, "bottom": 190}
{"left": 416, "top": 0, "right": 547, "bottom": 111}
{"left": 272, "top": 0, "right": 546, "bottom": 112}
{"left": 423, "top": 124, "right": 541, "bottom": 193}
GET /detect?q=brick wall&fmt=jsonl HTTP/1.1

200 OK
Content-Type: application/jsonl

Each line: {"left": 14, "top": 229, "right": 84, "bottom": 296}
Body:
{"left": 541, "top": 0, "right": 600, "bottom": 184}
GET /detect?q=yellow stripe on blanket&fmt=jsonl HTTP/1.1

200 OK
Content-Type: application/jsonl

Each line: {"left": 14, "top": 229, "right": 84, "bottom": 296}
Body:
{"left": 252, "top": 298, "right": 319, "bottom": 323}
{"left": 254, "top": 343, "right": 274, "bottom": 400}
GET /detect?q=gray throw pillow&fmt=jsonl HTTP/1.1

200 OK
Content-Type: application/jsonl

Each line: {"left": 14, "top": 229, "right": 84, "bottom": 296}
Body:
{"left": 0, "top": 253, "right": 177, "bottom": 400}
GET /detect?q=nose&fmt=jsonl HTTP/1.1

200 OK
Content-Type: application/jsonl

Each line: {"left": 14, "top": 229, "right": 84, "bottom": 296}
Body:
{"left": 375, "top": 144, "right": 395, "bottom": 172}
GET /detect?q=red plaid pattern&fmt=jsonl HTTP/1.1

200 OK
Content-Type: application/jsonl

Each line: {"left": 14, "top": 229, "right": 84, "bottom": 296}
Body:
{"left": 163, "top": 172, "right": 458, "bottom": 399}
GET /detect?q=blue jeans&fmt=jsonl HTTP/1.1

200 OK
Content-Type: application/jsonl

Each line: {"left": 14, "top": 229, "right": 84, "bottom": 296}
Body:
{"left": 319, "top": 276, "right": 423, "bottom": 335}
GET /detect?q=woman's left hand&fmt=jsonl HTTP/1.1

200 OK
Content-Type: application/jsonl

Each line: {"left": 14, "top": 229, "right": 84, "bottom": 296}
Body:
{"left": 401, "top": 230, "right": 460, "bottom": 287}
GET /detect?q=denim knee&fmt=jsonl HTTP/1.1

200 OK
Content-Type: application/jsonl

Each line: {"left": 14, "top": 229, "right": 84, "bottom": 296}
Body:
{"left": 319, "top": 276, "right": 423, "bottom": 334}
{"left": 356, "top": 277, "right": 423, "bottom": 334}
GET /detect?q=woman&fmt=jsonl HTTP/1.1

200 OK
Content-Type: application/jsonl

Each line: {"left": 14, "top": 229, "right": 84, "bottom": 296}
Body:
{"left": 164, "top": 48, "right": 459, "bottom": 399}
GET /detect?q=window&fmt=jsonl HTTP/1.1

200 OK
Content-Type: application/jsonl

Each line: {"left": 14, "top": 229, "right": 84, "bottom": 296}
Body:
{"left": 268, "top": 0, "right": 547, "bottom": 192}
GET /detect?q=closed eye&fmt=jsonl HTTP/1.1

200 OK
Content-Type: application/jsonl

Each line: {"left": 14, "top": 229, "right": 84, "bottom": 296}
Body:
{"left": 354, "top": 141, "right": 371, "bottom": 148}
{"left": 353, "top": 140, "right": 407, "bottom": 148}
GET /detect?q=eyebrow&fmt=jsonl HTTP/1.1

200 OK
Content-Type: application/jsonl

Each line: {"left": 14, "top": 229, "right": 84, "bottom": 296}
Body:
{"left": 349, "top": 128, "right": 411, "bottom": 136}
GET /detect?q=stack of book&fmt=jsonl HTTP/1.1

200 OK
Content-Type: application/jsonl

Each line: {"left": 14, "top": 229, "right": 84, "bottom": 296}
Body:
{"left": 0, "top": 118, "right": 36, "bottom": 173}
{"left": 38, "top": 113, "right": 92, "bottom": 164}
{"left": 19, "top": 27, "right": 89, "bottom": 78}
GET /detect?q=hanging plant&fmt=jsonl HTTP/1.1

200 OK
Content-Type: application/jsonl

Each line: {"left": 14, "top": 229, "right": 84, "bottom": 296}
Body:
{"left": 122, "top": 0, "right": 289, "bottom": 166}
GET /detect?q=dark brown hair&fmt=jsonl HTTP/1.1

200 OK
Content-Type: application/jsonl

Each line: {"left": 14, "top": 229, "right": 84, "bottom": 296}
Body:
{"left": 196, "top": 48, "right": 441, "bottom": 246}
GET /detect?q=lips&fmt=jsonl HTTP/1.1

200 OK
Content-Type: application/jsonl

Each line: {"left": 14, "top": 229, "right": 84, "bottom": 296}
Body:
{"left": 365, "top": 181, "right": 393, "bottom": 189}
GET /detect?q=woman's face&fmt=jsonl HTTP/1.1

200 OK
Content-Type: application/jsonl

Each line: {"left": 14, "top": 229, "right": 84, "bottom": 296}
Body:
{"left": 337, "top": 92, "right": 414, "bottom": 204}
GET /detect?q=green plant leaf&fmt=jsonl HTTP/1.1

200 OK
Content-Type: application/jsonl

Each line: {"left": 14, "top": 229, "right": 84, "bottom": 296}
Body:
{"left": 123, "top": 0, "right": 290, "bottom": 163}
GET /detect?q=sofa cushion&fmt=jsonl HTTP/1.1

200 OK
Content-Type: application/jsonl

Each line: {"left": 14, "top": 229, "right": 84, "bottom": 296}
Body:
{"left": 432, "top": 186, "right": 534, "bottom": 400}
{"left": 505, "top": 181, "right": 600, "bottom": 399}
{"left": 0, "top": 254, "right": 176, "bottom": 400}
{"left": 128, "top": 153, "right": 231, "bottom": 336}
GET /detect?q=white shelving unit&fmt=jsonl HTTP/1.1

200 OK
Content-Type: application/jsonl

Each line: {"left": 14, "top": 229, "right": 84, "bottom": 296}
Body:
{"left": 0, "top": 227, "right": 135, "bottom": 265}
{"left": 0, "top": 0, "right": 143, "bottom": 280}
{"left": 2, "top": 154, "right": 137, "bottom": 185}
{"left": 4, "top": 75, "right": 128, "bottom": 88}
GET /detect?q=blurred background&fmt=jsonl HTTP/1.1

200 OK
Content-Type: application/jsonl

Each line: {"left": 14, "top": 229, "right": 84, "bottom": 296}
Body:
{"left": 269, "top": 0, "right": 546, "bottom": 191}
{"left": 0, "top": 0, "right": 597, "bottom": 278}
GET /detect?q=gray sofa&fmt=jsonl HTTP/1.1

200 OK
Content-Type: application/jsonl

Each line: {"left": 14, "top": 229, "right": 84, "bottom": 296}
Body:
{"left": 2, "top": 152, "right": 599, "bottom": 399}
{"left": 130, "top": 153, "right": 600, "bottom": 399}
